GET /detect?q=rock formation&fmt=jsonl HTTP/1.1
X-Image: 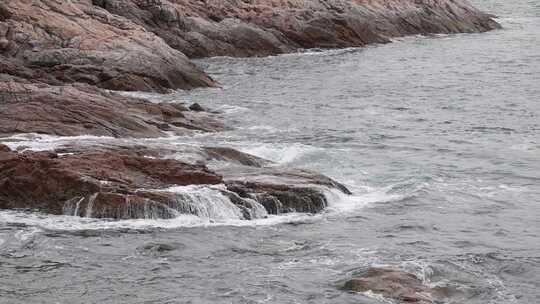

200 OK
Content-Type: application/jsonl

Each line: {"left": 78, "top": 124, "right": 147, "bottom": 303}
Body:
{"left": 1, "top": 0, "right": 499, "bottom": 92}
{"left": 0, "top": 144, "right": 349, "bottom": 219}
{"left": 95, "top": 0, "right": 501, "bottom": 58}
{"left": 0, "top": 81, "right": 227, "bottom": 137}
{"left": 0, "top": 0, "right": 215, "bottom": 92}
{"left": 0, "top": 0, "right": 500, "bottom": 219}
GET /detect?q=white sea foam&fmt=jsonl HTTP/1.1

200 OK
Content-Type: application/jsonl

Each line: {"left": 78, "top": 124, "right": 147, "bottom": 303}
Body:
{"left": 13, "top": 227, "right": 42, "bottom": 241}
{"left": 217, "top": 104, "right": 250, "bottom": 114}
{"left": 399, "top": 260, "right": 435, "bottom": 284}
{"left": 0, "top": 135, "right": 399, "bottom": 231}
{"left": 281, "top": 47, "right": 361, "bottom": 57}
{"left": 0, "top": 133, "right": 117, "bottom": 151}
{"left": 0, "top": 183, "right": 401, "bottom": 231}
{"left": 157, "top": 184, "right": 272, "bottom": 220}
{"left": 359, "top": 291, "right": 394, "bottom": 303}
{"left": 323, "top": 186, "right": 406, "bottom": 213}
{"left": 245, "top": 125, "right": 279, "bottom": 132}
{"left": 117, "top": 90, "right": 160, "bottom": 100}
{"left": 240, "top": 143, "right": 321, "bottom": 164}
{"left": 509, "top": 142, "right": 538, "bottom": 153}
{"left": 0, "top": 210, "right": 320, "bottom": 231}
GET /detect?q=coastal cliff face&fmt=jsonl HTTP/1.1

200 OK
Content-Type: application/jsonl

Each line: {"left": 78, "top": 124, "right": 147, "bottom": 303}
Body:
{"left": 0, "top": 0, "right": 500, "bottom": 220}
{"left": 0, "top": 0, "right": 499, "bottom": 92}
{"left": 94, "top": 0, "right": 500, "bottom": 58}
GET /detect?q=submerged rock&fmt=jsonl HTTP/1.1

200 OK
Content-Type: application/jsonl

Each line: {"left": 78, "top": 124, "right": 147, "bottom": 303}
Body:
{"left": 0, "top": 81, "right": 227, "bottom": 137}
{"left": 189, "top": 103, "right": 205, "bottom": 112}
{"left": 0, "top": 146, "right": 350, "bottom": 219}
{"left": 343, "top": 267, "right": 448, "bottom": 303}
{"left": 137, "top": 242, "right": 185, "bottom": 256}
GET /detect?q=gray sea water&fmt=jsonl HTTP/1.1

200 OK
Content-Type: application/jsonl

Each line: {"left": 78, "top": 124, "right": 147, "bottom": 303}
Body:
{"left": 1, "top": 0, "right": 539, "bottom": 303}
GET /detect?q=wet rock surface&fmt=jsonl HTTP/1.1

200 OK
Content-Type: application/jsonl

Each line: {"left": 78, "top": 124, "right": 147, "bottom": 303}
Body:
{"left": 0, "top": 146, "right": 223, "bottom": 218}
{"left": 220, "top": 165, "right": 352, "bottom": 214}
{"left": 0, "top": 145, "right": 350, "bottom": 219}
{"left": 0, "top": 81, "right": 227, "bottom": 137}
{"left": 137, "top": 242, "right": 186, "bottom": 255}
{"left": 0, "top": 0, "right": 499, "bottom": 220}
{"left": 343, "top": 267, "right": 449, "bottom": 303}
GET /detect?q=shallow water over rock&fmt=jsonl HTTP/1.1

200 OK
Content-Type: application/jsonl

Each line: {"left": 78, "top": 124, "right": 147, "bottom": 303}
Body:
{"left": 1, "top": 0, "right": 539, "bottom": 303}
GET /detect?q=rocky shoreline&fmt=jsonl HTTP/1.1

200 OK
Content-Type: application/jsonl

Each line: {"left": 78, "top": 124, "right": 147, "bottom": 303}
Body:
{"left": 0, "top": 143, "right": 350, "bottom": 219}
{"left": 0, "top": 0, "right": 499, "bottom": 92}
{"left": 0, "top": 0, "right": 499, "bottom": 222}
{"left": 0, "top": 1, "right": 502, "bottom": 302}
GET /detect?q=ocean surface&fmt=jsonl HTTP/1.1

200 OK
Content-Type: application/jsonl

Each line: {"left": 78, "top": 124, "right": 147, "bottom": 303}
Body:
{"left": 1, "top": 0, "right": 539, "bottom": 303}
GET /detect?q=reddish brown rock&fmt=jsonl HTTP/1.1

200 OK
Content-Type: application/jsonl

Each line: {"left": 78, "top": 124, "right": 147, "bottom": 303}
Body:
{"left": 194, "top": 146, "right": 352, "bottom": 215}
{"left": 0, "top": 0, "right": 499, "bottom": 93}
{"left": 0, "top": 147, "right": 223, "bottom": 218}
{"left": 203, "top": 147, "right": 270, "bottom": 168}
{"left": 343, "top": 268, "right": 449, "bottom": 303}
{"left": 0, "top": 81, "right": 227, "bottom": 137}
{"left": 97, "top": 0, "right": 501, "bottom": 58}
{"left": 219, "top": 165, "right": 352, "bottom": 214}
{"left": 0, "top": 0, "right": 215, "bottom": 92}
{"left": 0, "top": 144, "right": 351, "bottom": 219}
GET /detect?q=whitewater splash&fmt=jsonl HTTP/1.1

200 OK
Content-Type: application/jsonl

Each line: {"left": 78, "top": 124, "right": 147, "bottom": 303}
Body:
{"left": 158, "top": 185, "right": 268, "bottom": 220}
{"left": 0, "top": 133, "right": 118, "bottom": 151}
{"left": 61, "top": 184, "right": 270, "bottom": 221}
{"left": 240, "top": 143, "right": 322, "bottom": 164}
{"left": 324, "top": 186, "right": 406, "bottom": 213}
{"left": 0, "top": 183, "right": 408, "bottom": 232}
